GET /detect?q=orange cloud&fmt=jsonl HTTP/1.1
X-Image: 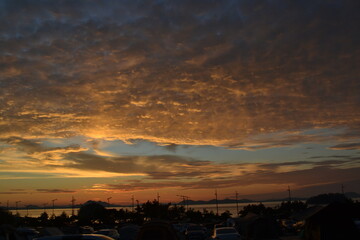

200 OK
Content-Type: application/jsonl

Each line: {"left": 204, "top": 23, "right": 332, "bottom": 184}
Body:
{"left": 0, "top": 1, "right": 359, "bottom": 148}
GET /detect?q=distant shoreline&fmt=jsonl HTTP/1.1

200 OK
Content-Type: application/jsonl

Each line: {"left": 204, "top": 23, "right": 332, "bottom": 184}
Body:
{"left": 5, "top": 192, "right": 360, "bottom": 211}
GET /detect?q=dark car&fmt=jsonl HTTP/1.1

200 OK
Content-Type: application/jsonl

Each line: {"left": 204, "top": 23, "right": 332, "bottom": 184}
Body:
{"left": 136, "top": 220, "right": 179, "bottom": 240}
{"left": 95, "top": 229, "right": 119, "bottom": 240}
{"left": 34, "top": 234, "right": 115, "bottom": 240}
{"left": 185, "top": 225, "right": 206, "bottom": 240}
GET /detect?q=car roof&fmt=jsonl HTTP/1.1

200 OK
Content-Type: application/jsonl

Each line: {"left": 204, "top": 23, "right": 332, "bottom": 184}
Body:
{"left": 216, "top": 227, "right": 236, "bottom": 230}
{"left": 35, "top": 234, "right": 115, "bottom": 240}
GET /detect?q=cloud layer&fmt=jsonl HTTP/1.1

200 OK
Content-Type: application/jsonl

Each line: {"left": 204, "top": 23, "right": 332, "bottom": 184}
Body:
{"left": 1, "top": 137, "right": 359, "bottom": 195}
{"left": 1, "top": 1, "right": 360, "bottom": 203}
{"left": 0, "top": 0, "right": 359, "bottom": 147}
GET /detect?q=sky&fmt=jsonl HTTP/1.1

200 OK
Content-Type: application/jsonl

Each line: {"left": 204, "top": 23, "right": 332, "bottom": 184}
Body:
{"left": 0, "top": 0, "right": 360, "bottom": 207}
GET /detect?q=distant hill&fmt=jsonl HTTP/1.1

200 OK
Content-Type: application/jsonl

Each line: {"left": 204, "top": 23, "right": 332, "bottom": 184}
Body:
{"left": 82, "top": 200, "right": 111, "bottom": 207}
{"left": 176, "top": 198, "right": 255, "bottom": 205}
{"left": 175, "top": 192, "right": 359, "bottom": 206}
{"left": 306, "top": 193, "right": 353, "bottom": 205}
{"left": 261, "top": 197, "right": 308, "bottom": 202}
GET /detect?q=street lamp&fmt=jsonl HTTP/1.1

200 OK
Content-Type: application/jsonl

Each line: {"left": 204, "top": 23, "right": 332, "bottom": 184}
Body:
{"left": 235, "top": 191, "right": 239, "bottom": 216}
{"left": 107, "top": 197, "right": 112, "bottom": 205}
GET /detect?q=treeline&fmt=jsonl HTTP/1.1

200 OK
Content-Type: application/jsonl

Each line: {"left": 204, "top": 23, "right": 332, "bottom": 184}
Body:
{"left": 1, "top": 193, "right": 358, "bottom": 228}
{"left": 1, "top": 200, "right": 307, "bottom": 227}
{"left": 1, "top": 199, "right": 230, "bottom": 227}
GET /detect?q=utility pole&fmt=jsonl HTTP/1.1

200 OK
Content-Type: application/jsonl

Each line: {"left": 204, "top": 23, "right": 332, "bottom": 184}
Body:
{"left": 131, "top": 195, "right": 135, "bottom": 212}
{"left": 235, "top": 191, "right": 239, "bottom": 216}
{"left": 157, "top": 192, "right": 160, "bottom": 203}
{"left": 341, "top": 184, "right": 345, "bottom": 195}
{"left": 16, "top": 201, "right": 21, "bottom": 214}
{"left": 52, "top": 199, "right": 57, "bottom": 215}
{"left": 215, "top": 189, "right": 219, "bottom": 216}
{"left": 71, "top": 196, "right": 76, "bottom": 216}
{"left": 287, "top": 186, "right": 292, "bottom": 203}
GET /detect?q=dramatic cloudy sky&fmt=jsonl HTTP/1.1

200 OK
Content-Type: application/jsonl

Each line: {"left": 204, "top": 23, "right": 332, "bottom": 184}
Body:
{"left": 1, "top": 0, "right": 359, "bottom": 206}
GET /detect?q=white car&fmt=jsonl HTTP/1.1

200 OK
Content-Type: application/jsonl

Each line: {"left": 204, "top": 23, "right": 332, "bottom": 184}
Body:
{"left": 211, "top": 227, "right": 241, "bottom": 240}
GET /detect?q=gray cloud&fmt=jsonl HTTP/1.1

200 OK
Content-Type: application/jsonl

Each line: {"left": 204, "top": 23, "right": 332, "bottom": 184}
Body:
{"left": 36, "top": 189, "right": 76, "bottom": 193}
{"left": 1, "top": 137, "right": 85, "bottom": 157}
{"left": 98, "top": 166, "right": 360, "bottom": 192}
{"left": 62, "top": 151, "right": 223, "bottom": 179}
{"left": 0, "top": 190, "right": 27, "bottom": 194}
{"left": 329, "top": 143, "right": 360, "bottom": 150}
{"left": 163, "top": 143, "right": 178, "bottom": 152}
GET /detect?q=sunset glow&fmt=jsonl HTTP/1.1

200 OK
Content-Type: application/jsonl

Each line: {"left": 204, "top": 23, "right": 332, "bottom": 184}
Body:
{"left": 0, "top": 0, "right": 359, "bottom": 207}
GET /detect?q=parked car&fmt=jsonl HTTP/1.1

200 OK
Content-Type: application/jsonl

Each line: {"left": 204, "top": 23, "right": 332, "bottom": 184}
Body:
{"left": 118, "top": 225, "right": 139, "bottom": 240}
{"left": 95, "top": 229, "right": 119, "bottom": 240}
{"left": 17, "top": 227, "right": 40, "bottom": 240}
{"left": 136, "top": 220, "right": 179, "bottom": 240}
{"left": 34, "top": 234, "right": 115, "bottom": 240}
{"left": 211, "top": 227, "right": 241, "bottom": 240}
{"left": 79, "top": 227, "right": 95, "bottom": 234}
{"left": 185, "top": 225, "right": 206, "bottom": 240}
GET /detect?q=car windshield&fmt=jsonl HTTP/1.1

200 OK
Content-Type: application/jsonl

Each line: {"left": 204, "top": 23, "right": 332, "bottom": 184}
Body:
{"left": 217, "top": 228, "right": 237, "bottom": 234}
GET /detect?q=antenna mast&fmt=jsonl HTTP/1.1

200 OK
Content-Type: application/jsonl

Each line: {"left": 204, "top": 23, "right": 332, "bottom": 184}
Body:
{"left": 236, "top": 191, "right": 239, "bottom": 216}
{"left": 131, "top": 195, "right": 135, "bottom": 212}
{"left": 287, "top": 186, "right": 292, "bottom": 202}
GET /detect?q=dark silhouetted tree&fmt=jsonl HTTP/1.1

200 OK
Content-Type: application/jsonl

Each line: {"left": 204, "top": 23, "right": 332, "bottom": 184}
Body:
{"left": 203, "top": 208, "right": 216, "bottom": 221}
{"left": 142, "top": 200, "right": 170, "bottom": 220}
{"left": 168, "top": 204, "right": 185, "bottom": 220}
{"left": 0, "top": 207, "right": 15, "bottom": 225}
{"left": 51, "top": 211, "right": 70, "bottom": 226}
{"left": 78, "top": 202, "right": 107, "bottom": 225}
{"left": 39, "top": 212, "right": 49, "bottom": 225}
{"left": 185, "top": 209, "right": 203, "bottom": 223}
{"left": 239, "top": 203, "right": 274, "bottom": 217}
{"left": 275, "top": 201, "right": 307, "bottom": 218}
{"left": 220, "top": 210, "right": 232, "bottom": 220}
